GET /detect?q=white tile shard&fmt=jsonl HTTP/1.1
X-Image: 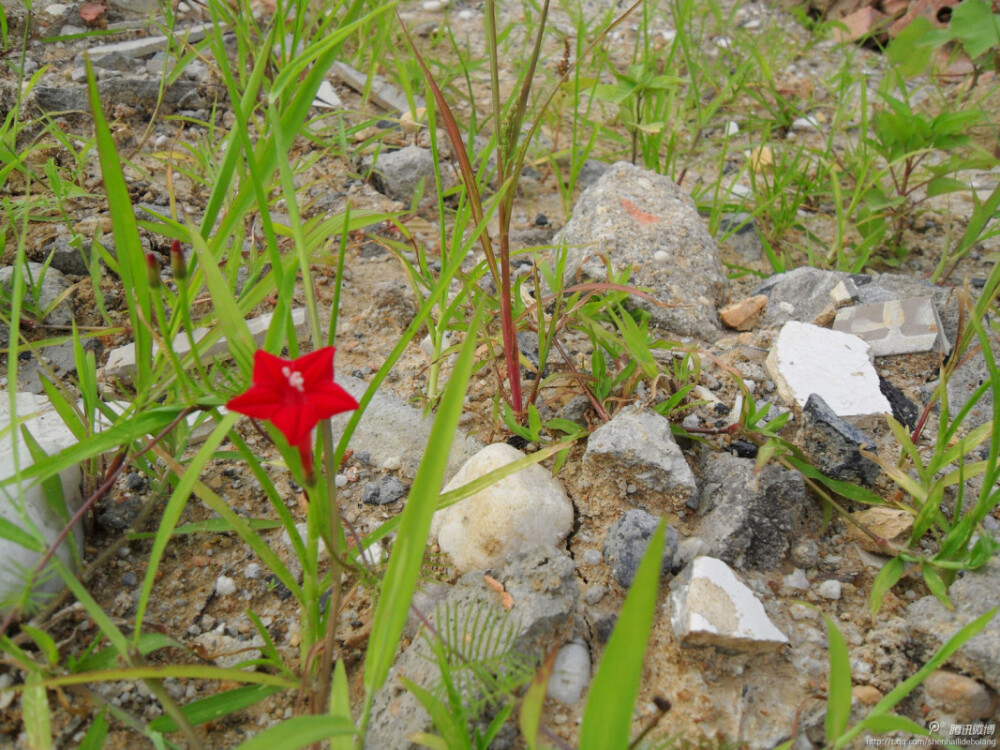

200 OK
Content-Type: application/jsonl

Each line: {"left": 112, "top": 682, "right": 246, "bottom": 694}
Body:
{"left": 670, "top": 556, "right": 788, "bottom": 652}
{"left": 765, "top": 321, "right": 891, "bottom": 417}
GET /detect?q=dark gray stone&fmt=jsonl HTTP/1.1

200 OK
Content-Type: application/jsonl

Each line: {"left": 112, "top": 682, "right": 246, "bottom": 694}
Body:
{"left": 34, "top": 77, "right": 207, "bottom": 114}
{"left": 755, "top": 267, "right": 848, "bottom": 327}
{"left": 16, "top": 341, "right": 79, "bottom": 394}
{"left": 800, "top": 394, "right": 880, "bottom": 485}
{"left": 695, "top": 452, "right": 807, "bottom": 571}
{"left": 718, "top": 214, "right": 765, "bottom": 262}
{"left": 879, "top": 377, "right": 919, "bottom": 431}
{"left": 602, "top": 509, "right": 678, "bottom": 588}
{"left": 907, "top": 557, "right": 1000, "bottom": 691}
{"left": 44, "top": 237, "right": 92, "bottom": 276}
{"left": 363, "top": 477, "right": 406, "bottom": 506}
{"left": 367, "top": 146, "right": 437, "bottom": 204}
{"left": 573, "top": 159, "right": 611, "bottom": 191}
{"left": 365, "top": 547, "right": 578, "bottom": 750}
{"left": 552, "top": 161, "right": 727, "bottom": 339}
{"left": 0, "top": 262, "right": 74, "bottom": 347}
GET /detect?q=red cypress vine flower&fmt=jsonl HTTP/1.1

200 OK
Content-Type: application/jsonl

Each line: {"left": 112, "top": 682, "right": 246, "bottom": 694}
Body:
{"left": 226, "top": 347, "right": 358, "bottom": 483}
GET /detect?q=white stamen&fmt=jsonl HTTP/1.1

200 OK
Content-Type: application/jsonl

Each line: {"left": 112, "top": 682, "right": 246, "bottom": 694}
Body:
{"left": 282, "top": 366, "right": 305, "bottom": 393}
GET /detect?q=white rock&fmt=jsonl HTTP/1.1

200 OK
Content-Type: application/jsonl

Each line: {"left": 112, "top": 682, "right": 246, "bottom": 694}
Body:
{"left": 457, "top": 9, "right": 474, "bottom": 20}
{"left": 430, "top": 444, "right": 573, "bottom": 572}
{"left": 547, "top": 640, "right": 591, "bottom": 705}
{"left": 45, "top": 3, "right": 68, "bottom": 16}
{"left": 765, "top": 321, "right": 891, "bottom": 417}
{"left": 382, "top": 455, "right": 402, "bottom": 471}
{"left": 0, "top": 393, "right": 85, "bottom": 614}
{"left": 724, "top": 121, "right": 739, "bottom": 136}
{"left": 192, "top": 631, "right": 264, "bottom": 670}
{"left": 244, "top": 563, "right": 262, "bottom": 580}
{"left": 653, "top": 250, "right": 669, "bottom": 264}
{"left": 422, "top": 0, "right": 449, "bottom": 10}
{"left": 281, "top": 522, "right": 329, "bottom": 563}
{"left": 215, "top": 575, "right": 237, "bottom": 596}
{"left": 313, "top": 80, "right": 343, "bottom": 109}
{"left": 783, "top": 568, "right": 810, "bottom": 591}
{"left": 791, "top": 115, "right": 820, "bottom": 132}
{"left": 670, "top": 556, "right": 788, "bottom": 652}
{"left": 817, "top": 579, "right": 842, "bottom": 600}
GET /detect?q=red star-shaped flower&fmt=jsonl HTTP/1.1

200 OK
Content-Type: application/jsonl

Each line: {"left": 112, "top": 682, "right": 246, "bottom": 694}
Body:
{"left": 226, "top": 347, "right": 358, "bottom": 448}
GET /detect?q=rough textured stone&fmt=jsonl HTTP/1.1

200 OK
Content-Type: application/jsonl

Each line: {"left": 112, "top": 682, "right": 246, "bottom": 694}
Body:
{"left": 583, "top": 405, "right": 697, "bottom": 511}
{"left": 0, "top": 262, "right": 74, "bottom": 347}
{"left": 669, "top": 556, "right": 788, "bottom": 652}
{"left": 367, "top": 146, "right": 438, "bottom": 203}
{"left": 719, "top": 295, "right": 768, "bottom": 331}
{"left": 43, "top": 237, "right": 91, "bottom": 276}
{"left": 552, "top": 161, "right": 727, "bottom": 339}
{"left": 430, "top": 444, "right": 573, "bottom": 573}
{"left": 34, "top": 77, "right": 207, "bottom": 114}
{"left": 847, "top": 507, "right": 913, "bottom": 554}
{"left": 766, "top": 321, "right": 891, "bottom": 417}
{"left": 366, "top": 547, "right": 578, "bottom": 750}
{"left": 907, "top": 557, "right": 1000, "bottom": 691}
{"left": 695, "top": 453, "right": 806, "bottom": 571}
{"left": 603, "top": 510, "right": 679, "bottom": 588}
{"left": 755, "top": 267, "right": 848, "bottom": 327}
{"left": 922, "top": 669, "right": 997, "bottom": 722}
{"left": 799, "top": 394, "right": 881, "bottom": 484}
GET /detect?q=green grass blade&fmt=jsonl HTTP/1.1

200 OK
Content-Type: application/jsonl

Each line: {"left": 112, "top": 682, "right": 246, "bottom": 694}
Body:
{"left": 231, "top": 716, "right": 356, "bottom": 750}
{"left": 822, "top": 612, "right": 852, "bottom": 742}
{"left": 362, "top": 302, "right": 486, "bottom": 723}
{"left": 85, "top": 55, "right": 152, "bottom": 391}
{"left": 579, "top": 520, "right": 666, "bottom": 749}
{"left": 22, "top": 672, "right": 52, "bottom": 750}
{"left": 148, "top": 685, "right": 283, "bottom": 732}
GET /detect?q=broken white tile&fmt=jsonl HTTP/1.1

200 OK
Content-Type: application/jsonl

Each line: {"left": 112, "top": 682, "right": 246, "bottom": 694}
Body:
{"left": 85, "top": 22, "right": 216, "bottom": 61}
{"left": 670, "top": 556, "right": 788, "bottom": 652}
{"left": 313, "top": 80, "right": 342, "bottom": 109}
{"left": 832, "top": 297, "right": 949, "bottom": 357}
{"left": 103, "top": 308, "right": 308, "bottom": 383}
{"left": 765, "top": 321, "right": 891, "bottom": 417}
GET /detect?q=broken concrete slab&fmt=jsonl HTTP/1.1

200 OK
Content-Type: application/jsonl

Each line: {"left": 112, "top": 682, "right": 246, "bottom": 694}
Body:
{"left": 766, "top": 321, "right": 891, "bottom": 417}
{"left": 103, "top": 308, "right": 309, "bottom": 383}
{"left": 669, "top": 556, "right": 788, "bottom": 652}
{"left": 84, "top": 21, "right": 215, "bottom": 60}
{"left": 833, "top": 297, "right": 949, "bottom": 356}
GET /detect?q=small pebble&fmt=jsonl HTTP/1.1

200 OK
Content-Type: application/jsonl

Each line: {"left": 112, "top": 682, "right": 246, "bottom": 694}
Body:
{"left": 121, "top": 572, "right": 138, "bottom": 587}
{"left": 817, "top": 579, "right": 842, "bottom": 600}
{"left": 724, "top": 121, "right": 739, "bottom": 136}
{"left": 782, "top": 569, "right": 809, "bottom": 591}
{"left": 244, "top": 563, "right": 262, "bottom": 580}
{"left": 583, "top": 585, "right": 606, "bottom": 605}
{"left": 215, "top": 575, "right": 237, "bottom": 596}
{"left": 582, "top": 549, "right": 603, "bottom": 566}
{"left": 422, "top": 0, "right": 448, "bottom": 10}
{"left": 334, "top": 474, "right": 348, "bottom": 488}
{"left": 653, "top": 250, "right": 669, "bottom": 264}
{"left": 382, "top": 455, "right": 402, "bottom": 471}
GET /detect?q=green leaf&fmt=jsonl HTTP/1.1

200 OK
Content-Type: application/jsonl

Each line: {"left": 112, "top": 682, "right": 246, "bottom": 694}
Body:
{"left": 926, "top": 177, "right": 971, "bottom": 198}
{"left": 149, "top": 685, "right": 283, "bottom": 733}
{"left": 0, "top": 515, "right": 44, "bottom": 552}
{"left": 580, "top": 521, "right": 666, "bottom": 749}
{"left": 870, "top": 556, "right": 906, "bottom": 616}
{"left": 85, "top": 55, "right": 152, "bottom": 390}
{"left": 21, "top": 626, "right": 59, "bottom": 669}
{"left": 329, "top": 660, "right": 354, "bottom": 750}
{"left": 519, "top": 647, "right": 557, "bottom": 749}
{"left": 362, "top": 303, "right": 487, "bottom": 718}
{"left": 921, "top": 566, "right": 953, "bottom": 609}
{"left": 77, "top": 709, "right": 108, "bottom": 750}
{"left": 948, "top": 0, "right": 1000, "bottom": 58}
{"left": 859, "top": 714, "right": 930, "bottom": 735}
{"left": 401, "top": 677, "right": 467, "bottom": 750}
{"left": 821, "top": 613, "right": 852, "bottom": 742}
{"left": 231, "top": 716, "right": 356, "bottom": 750}
{"left": 22, "top": 672, "right": 52, "bottom": 750}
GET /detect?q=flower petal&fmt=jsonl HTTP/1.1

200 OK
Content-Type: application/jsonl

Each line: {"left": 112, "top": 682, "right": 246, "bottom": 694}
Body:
{"left": 252, "top": 349, "right": 292, "bottom": 387}
{"left": 294, "top": 347, "right": 336, "bottom": 389}
{"left": 226, "top": 384, "right": 284, "bottom": 421}
{"left": 307, "top": 381, "right": 360, "bottom": 419}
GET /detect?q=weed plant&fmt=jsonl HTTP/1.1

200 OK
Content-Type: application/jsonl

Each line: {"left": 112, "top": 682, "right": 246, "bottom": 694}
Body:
{"left": 0, "top": 0, "right": 998, "bottom": 747}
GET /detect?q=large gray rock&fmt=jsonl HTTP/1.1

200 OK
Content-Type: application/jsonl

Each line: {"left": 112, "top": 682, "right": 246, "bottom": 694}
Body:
{"left": 365, "top": 547, "right": 578, "bottom": 750}
{"left": 430, "top": 444, "right": 573, "bottom": 573}
{"left": 0, "top": 262, "right": 74, "bottom": 347}
{"left": 946, "top": 350, "right": 994, "bottom": 431}
{"left": 603, "top": 509, "right": 679, "bottom": 588}
{"left": 907, "top": 557, "right": 1000, "bottom": 691}
{"left": 552, "top": 161, "right": 727, "bottom": 339}
{"left": 34, "top": 78, "right": 207, "bottom": 115}
{"left": 695, "top": 453, "right": 806, "bottom": 571}
{"left": 583, "top": 405, "right": 697, "bottom": 512}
